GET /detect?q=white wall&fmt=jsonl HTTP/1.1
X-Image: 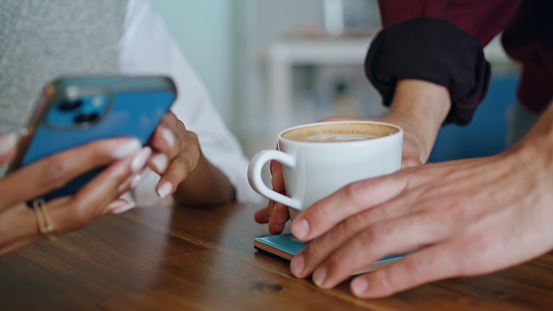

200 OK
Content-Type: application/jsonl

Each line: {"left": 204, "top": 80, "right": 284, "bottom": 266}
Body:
{"left": 150, "top": 0, "right": 235, "bottom": 126}
{"left": 148, "top": 0, "right": 382, "bottom": 156}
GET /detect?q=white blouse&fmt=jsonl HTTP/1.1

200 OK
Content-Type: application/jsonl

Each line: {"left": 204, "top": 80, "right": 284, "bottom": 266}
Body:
{"left": 119, "top": 0, "right": 262, "bottom": 205}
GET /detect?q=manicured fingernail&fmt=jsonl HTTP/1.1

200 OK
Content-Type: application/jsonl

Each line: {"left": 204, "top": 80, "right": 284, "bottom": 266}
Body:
{"left": 112, "top": 138, "right": 141, "bottom": 158}
{"left": 107, "top": 199, "right": 129, "bottom": 210}
{"left": 161, "top": 127, "right": 175, "bottom": 148}
{"left": 130, "top": 174, "right": 142, "bottom": 188}
{"left": 292, "top": 219, "right": 309, "bottom": 240}
{"left": 0, "top": 133, "right": 17, "bottom": 155}
{"left": 157, "top": 181, "right": 173, "bottom": 198}
{"left": 131, "top": 169, "right": 149, "bottom": 189}
{"left": 119, "top": 175, "right": 133, "bottom": 192}
{"left": 351, "top": 278, "right": 369, "bottom": 296}
{"left": 291, "top": 255, "right": 305, "bottom": 277}
{"left": 312, "top": 267, "right": 327, "bottom": 287}
{"left": 131, "top": 147, "right": 152, "bottom": 173}
{"left": 151, "top": 153, "right": 168, "bottom": 172}
{"left": 111, "top": 201, "right": 136, "bottom": 214}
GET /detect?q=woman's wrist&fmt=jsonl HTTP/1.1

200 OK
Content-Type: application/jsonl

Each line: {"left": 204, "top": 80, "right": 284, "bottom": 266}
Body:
{"left": 173, "top": 152, "right": 235, "bottom": 205}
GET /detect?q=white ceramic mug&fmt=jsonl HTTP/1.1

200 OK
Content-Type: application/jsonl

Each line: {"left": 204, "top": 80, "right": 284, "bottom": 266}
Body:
{"left": 248, "top": 121, "right": 403, "bottom": 215}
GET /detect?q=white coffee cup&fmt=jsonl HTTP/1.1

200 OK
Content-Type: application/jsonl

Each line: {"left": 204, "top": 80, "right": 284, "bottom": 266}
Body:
{"left": 248, "top": 121, "right": 403, "bottom": 216}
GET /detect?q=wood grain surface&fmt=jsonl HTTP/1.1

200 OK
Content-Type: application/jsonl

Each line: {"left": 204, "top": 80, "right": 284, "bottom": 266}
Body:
{"left": 1, "top": 203, "right": 552, "bottom": 311}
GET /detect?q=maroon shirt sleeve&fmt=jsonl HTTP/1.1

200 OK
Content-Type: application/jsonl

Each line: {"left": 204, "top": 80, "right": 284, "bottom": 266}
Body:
{"left": 378, "top": 0, "right": 519, "bottom": 47}
{"left": 502, "top": 0, "right": 553, "bottom": 113}
{"left": 365, "top": 0, "right": 519, "bottom": 125}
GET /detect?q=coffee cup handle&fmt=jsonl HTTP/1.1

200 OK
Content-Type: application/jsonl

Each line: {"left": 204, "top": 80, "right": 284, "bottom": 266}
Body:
{"left": 248, "top": 150, "right": 301, "bottom": 210}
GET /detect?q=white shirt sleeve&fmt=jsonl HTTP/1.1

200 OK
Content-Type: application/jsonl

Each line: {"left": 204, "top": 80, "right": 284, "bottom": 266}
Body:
{"left": 118, "top": 0, "right": 263, "bottom": 205}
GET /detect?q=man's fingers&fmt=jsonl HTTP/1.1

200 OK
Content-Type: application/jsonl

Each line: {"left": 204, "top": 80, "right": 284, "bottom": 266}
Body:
{"left": 262, "top": 160, "right": 290, "bottom": 234}
{"left": 254, "top": 206, "right": 270, "bottom": 224}
{"left": 269, "top": 221, "right": 286, "bottom": 235}
{"left": 350, "top": 243, "right": 458, "bottom": 299}
{"left": 0, "top": 138, "right": 142, "bottom": 208}
{"left": 266, "top": 203, "right": 288, "bottom": 234}
{"left": 254, "top": 203, "right": 287, "bottom": 226}
{"left": 270, "top": 161, "right": 285, "bottom": 192}
{"left": 291, "top": 175, "right": 408, "bottom": 241}
{"left": 290, "top": 197, "right": 424, "bottom": 278}
{"left": 265, "top": 200, "right": 285, "bottom": 235}
{"left": 273, "top": 203, "right": 289, "bottom": 225}
{"left": 266, "top": 200, "right": 275, "bottom": 224}
{"left": 402, "top": 156, "right": 423, "bottom": 168}
{"left": 293, "top": 210, "right": 447, "bottom": 285}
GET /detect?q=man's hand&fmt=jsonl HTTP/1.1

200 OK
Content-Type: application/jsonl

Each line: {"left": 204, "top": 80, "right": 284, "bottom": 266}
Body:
{"left": 289, "top": 149, "right": 553, "bottom": 297}
{"left": 253, "top": 159, "right": 289, "bottom": 234}
{"left": 288, "top": 102, "right": 553, "bottom": 298}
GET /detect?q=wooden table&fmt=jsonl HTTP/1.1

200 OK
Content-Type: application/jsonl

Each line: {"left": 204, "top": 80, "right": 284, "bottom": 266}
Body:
{"left": 2, "top": 203, "right": 553, "bottom": 310}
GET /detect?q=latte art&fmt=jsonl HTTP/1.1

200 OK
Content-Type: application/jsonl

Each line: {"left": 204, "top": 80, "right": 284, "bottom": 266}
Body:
{"left": 305, "top": 133, "right": 377, "bottom": 142}
{"left": 281, "top": 122, "right": 398, "bottom": 143}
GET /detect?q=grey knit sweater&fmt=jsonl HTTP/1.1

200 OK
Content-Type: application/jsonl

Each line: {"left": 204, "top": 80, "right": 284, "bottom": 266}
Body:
{"left": 0, "top": 0, "right": 127, "bottom": 133}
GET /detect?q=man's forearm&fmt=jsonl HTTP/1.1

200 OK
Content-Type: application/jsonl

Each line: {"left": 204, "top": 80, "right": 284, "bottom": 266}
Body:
{"left": 511, "top": 100, "right": 553, "bottom": 171}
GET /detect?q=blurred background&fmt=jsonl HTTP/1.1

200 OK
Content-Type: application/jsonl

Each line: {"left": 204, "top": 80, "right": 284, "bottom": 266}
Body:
{"left": 151, "top": 0, "right": 520, "bottom": 162}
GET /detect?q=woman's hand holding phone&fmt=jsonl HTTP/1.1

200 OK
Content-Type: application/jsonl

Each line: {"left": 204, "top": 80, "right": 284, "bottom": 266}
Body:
{"left": 147, "top": 111, "right": 235, "bottom": 205}
{"left": 146, "top": 111, "right": 197, "bottom": 199}
{"left": 0, "top": 133, "right": 150, "bottom": 256}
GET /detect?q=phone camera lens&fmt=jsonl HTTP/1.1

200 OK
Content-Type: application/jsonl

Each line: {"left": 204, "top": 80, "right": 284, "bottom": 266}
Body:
{"left": 58, "top": 100, "right": 83, "bottom": 111}
{"left": 74, "top": 112, "right": 100, "bottom": 124}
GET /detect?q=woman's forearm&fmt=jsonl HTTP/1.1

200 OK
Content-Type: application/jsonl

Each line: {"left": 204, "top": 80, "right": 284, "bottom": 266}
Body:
{"left": 172, "top": 152, "right": 235, "bottom": 206}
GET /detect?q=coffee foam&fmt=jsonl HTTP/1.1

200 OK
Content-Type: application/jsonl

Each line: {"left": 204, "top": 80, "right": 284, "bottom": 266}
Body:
{"left": 304, "top": 133, "right": 377, "bottom": 142}
{"left": 282, "top": 122, "right": 399, "bottom": 143}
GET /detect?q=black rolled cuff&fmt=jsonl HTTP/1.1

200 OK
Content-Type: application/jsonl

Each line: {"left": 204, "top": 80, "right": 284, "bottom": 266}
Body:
{"left": 365, "top": 17, "right": 491, "bottom": 125}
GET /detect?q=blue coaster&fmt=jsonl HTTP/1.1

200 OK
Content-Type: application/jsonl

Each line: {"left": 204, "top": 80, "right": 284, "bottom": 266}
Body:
{"left": 254, "top": 233, "right": 405, "bottom": 274}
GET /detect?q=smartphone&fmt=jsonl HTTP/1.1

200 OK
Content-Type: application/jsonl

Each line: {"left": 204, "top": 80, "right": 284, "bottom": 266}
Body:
{"left": 254, "top": 234, "right": 405, "bottom": 274}
{"left": 8, "top": 75, "right": 177, "bottom": 203}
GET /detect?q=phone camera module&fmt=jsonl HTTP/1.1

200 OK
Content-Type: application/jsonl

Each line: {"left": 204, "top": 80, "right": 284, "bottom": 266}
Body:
{"left": 58, "top": 100, "right": 83, "bottom": 112}
{"left": 74, "top": 112, "right": 100, "bottom": 124}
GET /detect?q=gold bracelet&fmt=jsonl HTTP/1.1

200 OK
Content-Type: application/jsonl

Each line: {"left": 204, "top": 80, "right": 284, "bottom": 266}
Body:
{"left": 32, "top": 198, "right": 57, "bottom": 241}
